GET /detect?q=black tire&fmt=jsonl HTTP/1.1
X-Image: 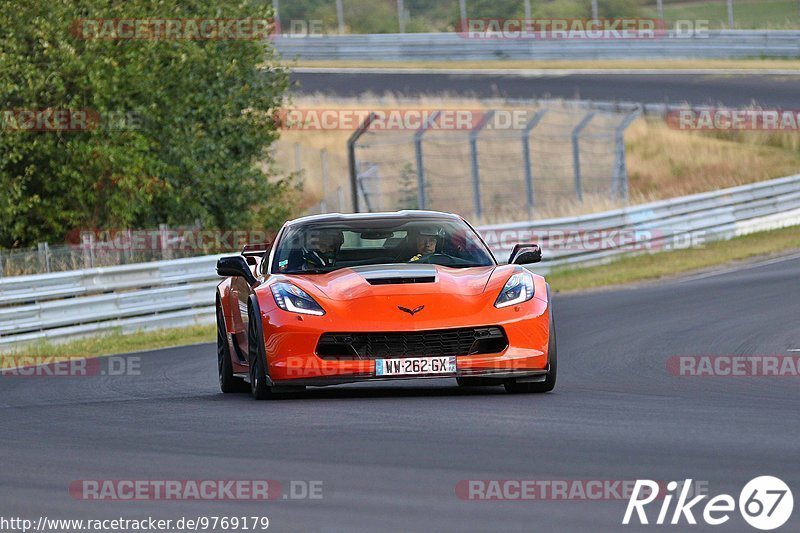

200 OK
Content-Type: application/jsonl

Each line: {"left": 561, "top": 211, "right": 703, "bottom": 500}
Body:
{"left": 505, "top": 285, "right": 557, "bottom": 394}
{"left": 247, "top": 300, "right": 274, "bottom": 401}
{"left": 217, "top": 304, "right": 249, "bottom": 393}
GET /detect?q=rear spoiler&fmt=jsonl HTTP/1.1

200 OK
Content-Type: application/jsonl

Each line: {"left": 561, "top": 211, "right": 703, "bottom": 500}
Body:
{"left": 242, "top": 243, "right": 271, "bottom": 257}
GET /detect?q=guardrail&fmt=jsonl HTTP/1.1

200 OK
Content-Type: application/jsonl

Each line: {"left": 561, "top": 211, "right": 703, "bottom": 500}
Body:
{"left": 274, "top": 31, "right": 800, "bottom": 61}
{"left": 482, "top": 174, "right": 800, "bottom": 272}
{"left": 0, "top": 256, "right": 223, "bottom": 346}
{"left": 1, "top": 174, "right": 799, "bottom": 347}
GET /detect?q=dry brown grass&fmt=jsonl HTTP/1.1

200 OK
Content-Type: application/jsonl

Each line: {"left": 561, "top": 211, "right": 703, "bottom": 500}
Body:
{"left": 274, "top": 95, "right": 800, "bottom": 222}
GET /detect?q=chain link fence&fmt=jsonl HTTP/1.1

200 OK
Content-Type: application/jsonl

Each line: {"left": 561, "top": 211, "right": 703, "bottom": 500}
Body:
{"left": 0, "top": 225, "right": 215, "bottom": 278}
{"left": 349, "top": 105, "right": 639, "bottom": 223}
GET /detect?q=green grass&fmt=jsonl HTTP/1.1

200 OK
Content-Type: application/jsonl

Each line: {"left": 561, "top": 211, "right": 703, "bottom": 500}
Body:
{"left": 548, "top": 225, "right": 800, "bottom": 292}
{"left": 641, "top": 0, "right": 800, "bottom": 29}
{"left": 0, "top": 324, "right": 214, "bottom": 364}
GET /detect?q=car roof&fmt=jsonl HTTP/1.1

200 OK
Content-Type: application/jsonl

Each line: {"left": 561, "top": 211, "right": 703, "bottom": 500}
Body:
{"left": 284, "top": 210, "right": 463, "bottom": 227}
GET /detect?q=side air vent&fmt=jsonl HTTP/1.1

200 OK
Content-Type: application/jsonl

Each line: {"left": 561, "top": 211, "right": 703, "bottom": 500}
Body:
{"left": 367, "top": 276, "right": 436, "bottom": 285}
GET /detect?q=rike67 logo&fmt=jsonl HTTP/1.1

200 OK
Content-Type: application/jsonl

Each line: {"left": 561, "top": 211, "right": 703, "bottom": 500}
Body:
{"left": 623, "top": 477, "right": 793, "bottom": 530}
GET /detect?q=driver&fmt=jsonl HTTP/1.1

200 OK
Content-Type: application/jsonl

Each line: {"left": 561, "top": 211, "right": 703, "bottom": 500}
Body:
{"left": 302, "top": 228, "right": 344, "bottom": 270}
{"left": 408, "top": 229, "right": 441, "bottom": 262}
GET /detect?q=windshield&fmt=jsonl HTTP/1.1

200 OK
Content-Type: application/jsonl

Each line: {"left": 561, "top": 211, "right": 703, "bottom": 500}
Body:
{"left": 271, "top": 217, "right": 495, "bottom": 274}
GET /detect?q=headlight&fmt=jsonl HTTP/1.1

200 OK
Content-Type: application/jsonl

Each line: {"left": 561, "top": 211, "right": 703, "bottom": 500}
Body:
{"left": 270, "top": 282, "right": 325, "bottom": 316}
{"left": 494, "top": 271, "right": 534, "bottom": 308}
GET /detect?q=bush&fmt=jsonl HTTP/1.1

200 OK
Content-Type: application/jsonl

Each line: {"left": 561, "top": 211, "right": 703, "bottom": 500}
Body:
{"left": 0, "top": 0, "right": 293, "bottom": 248}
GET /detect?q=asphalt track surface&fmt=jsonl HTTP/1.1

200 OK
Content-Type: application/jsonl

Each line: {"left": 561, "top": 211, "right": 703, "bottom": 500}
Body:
{"left": 1, "top": 254, "right": 799, "bottom": 532}
{"left": 291, "top": 71, "right": 800, "bottom": 108}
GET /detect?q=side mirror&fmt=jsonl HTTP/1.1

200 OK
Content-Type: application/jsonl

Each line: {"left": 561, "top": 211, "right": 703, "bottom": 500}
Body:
{"left": 217, "top": 255, "right": 258, "bottom": 286}
{"left": 509, "top": 244, "right": 542, "bottom": 265}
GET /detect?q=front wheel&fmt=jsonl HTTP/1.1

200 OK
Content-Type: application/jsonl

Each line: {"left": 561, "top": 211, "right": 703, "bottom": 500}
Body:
{"left": 505, "top": 286, "right": 557, "bottom": 394}
{"left": 247, "top": 301, "right": 274, "bottom": 401}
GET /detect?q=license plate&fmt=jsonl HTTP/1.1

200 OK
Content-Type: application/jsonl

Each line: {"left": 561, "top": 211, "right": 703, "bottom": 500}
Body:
{"left": 375, "top": 356, "right": 456, "bottom": 377}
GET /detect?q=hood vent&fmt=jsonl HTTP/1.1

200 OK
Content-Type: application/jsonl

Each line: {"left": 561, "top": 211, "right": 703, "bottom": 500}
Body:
{"left": 367, "top": 276, "right": 436, "bottom": 286}
{"left": 352, "top": 264, "right": 438, "bottom": 286}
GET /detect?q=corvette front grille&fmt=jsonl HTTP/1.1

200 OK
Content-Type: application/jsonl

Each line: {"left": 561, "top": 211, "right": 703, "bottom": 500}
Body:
{"left": 316, "top": 327, "right": 508, "bottom": 360}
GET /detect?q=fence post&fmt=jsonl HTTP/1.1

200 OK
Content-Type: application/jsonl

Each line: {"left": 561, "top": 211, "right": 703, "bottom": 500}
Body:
{"left": 469, "top": 111, "right": 494, "bottom": 218}
{"left": 348, "top": 112, "right": 377, "bottom": 213}
{"left": 397, "top": 0, "right": 405, "bottom": 33}
{"left": 522, "top": 109, "right": 548, "bottom": 219}
{"left": 80, "top": 231, "right": 95, "bottom": 269}
{"left": 293, "top": 143, "right": 302, "bottom": 176}
{"left": 571, "top": 112, "right": 596, "bottom": 203}
{"left": 413, "top": 110, "right": 441, "bottom": 210}
{"left": 469, "top": 111, "right": 495, "bottom": 219}
{"left": 37, "top": 242, "right": 51, "bottom": 273}
{"left": 320, "top": 149, "right": 330, "bottom": 213}
{"left": 336, "top": 0, "right": 345, "bottom": 33}
{"left": 159, "top": 223, "right": 172, "bottom": 260}
{"left": 612, "top": 110, "right": 641, "bottom": 201}
{"left": 0, "top": 249, "right": 4, "bottom": 278}
{"left": 125, "top": 228, "right": 133, "bottom": 264}
{"left": 272, "top": 0, "right": 280, "bottom": 31}
{"left": 727, "top": 0, "right": 735, "bottom": 28}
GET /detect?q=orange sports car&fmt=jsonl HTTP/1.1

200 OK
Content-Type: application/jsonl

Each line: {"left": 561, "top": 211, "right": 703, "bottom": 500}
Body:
{"left": 215, "top": 211, "right": 556, "bottom": 400}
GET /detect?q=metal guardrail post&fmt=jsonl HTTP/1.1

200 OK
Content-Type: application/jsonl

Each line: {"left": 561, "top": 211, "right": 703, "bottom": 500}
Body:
{"left": 522, "top": 110, "right": 548, "bottom": 219}
{"left": 348, "top": 112, "right": 377, "bottom": 213}
{"left": 470, "top": 111, "right": 495, "bottom": 219}
{"left": 413, "top": 110, "right": 441, "bottom": 211}
{"left": 571, "top": 112, "right": 596, "bottom": 203}
{"left": 613, "top": 110, "right": 641, "bottom": 201}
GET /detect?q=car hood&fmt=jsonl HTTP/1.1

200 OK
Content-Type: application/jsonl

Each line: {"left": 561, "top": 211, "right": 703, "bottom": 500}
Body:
{"left": 287, "top": 264, "right": 500, "bottom": 301}
{"left": 264, "top": 263, "right": 536, "bottom": 329}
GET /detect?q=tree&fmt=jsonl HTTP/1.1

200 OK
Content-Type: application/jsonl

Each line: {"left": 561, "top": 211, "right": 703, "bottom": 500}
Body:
{"left": 0, "top": 0, "right": 293, "bottom": 248}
